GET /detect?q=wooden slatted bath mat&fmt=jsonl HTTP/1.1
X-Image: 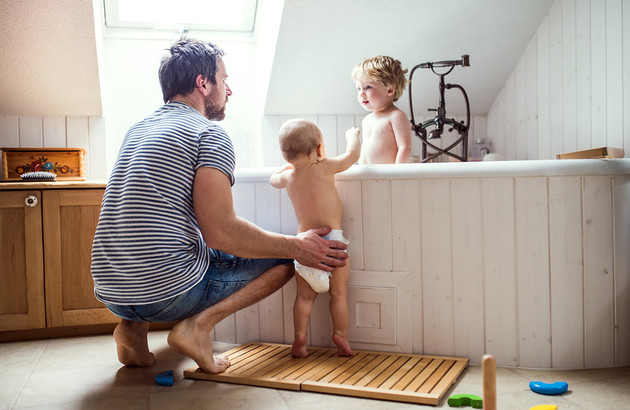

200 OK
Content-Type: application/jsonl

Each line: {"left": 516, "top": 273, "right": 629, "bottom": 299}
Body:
{"left": 184, "top": 342, "right": 469, "bottom": 405}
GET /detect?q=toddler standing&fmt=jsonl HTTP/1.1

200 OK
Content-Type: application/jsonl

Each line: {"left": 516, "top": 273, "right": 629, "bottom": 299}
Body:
{"left": 270, "top": 119, "right": 360, "bottom": 357}
{"left": 352, "top": 55, "right": 412, "bottom": 164}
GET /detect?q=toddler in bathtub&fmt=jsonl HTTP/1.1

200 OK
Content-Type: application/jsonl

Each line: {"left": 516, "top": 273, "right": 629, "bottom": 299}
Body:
{"left": 352, "top": 55, "right": 412, "bottom": 164}
{"left": 270, "top": 119, "right": 360, "bottom": 357}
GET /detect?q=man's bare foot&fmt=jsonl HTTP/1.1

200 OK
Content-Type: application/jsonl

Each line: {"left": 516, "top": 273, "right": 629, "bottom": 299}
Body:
{"left": 167, "top": 317, "right": 230, "bottom": 374}
{"left": 332, "top": 332, "right": 353, "bottom": 356}
{"left": 113, "top": 320, "right": 156, "bottom": 367}
{"left": 291, "top": 333, "right": 308, "bottom": 357}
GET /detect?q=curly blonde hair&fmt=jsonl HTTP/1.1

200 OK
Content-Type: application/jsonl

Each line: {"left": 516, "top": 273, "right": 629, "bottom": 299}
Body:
{"left": 351, "top": 55, "right": 408, "bottom": 102}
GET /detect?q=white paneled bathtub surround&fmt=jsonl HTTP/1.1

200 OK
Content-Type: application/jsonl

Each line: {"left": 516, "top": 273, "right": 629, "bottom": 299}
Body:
{"left": 216, "top": 159, "right": 630, "bottom": 369}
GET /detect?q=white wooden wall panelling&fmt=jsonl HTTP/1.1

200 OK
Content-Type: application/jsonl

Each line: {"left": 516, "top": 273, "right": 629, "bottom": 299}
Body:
{"left": 232, "top": 183, "right": 262, "bottom": 344}
{"left": 537, "top": 17, "right": 551, "bottom": 160}
{"left": 562, "top": 0, "right": 577, "bottom": 155}
{"left": 549, "top": 0, "right": 564, "bottom": 160}
{"left": 279, "top": 189, "right": 297, "bottom": 235}
{"left": 549, "top": 176, "right": 584, "bottom": 369}
{"left": 19, "top": 115, "right": 43, "bottom": 147}
{"left": 337, "top": 115, "right": 356, "bottom": 159}
{"left": 361, "top": 179, "right": 393, "bottom": 271}
{"left": 318, "top": 115, "right": 337, "bottom": 158}
{"left": 471, "top": 116, "right": 487, "bottom": 160}
{"left": 515, "top": 177, "right": 551, "bottom": 368}
{"left": 614, "top": 176, "right": 630, "bottom": 365}
{"left": 483, "top": 178, "right": 518, "bottom": 367}
{"left": 583, "top": 176, "right": 615, "bottom": 368}
{"left": 576, "top": 0, "right": 592, "bottom": 151}
{"left": 260, "top": 115, "right": 282, "bottom": 167}
{"left": 337, "top": 180, "right": 364, "bottom": 270}
{"left": 515, "top": 57, "right": 527, "bottom": 160}
{"left": 67, "top": 116, "right": 90, "bottom": 179}
{"left": 590, "top": 1, "right": 607, "bottom": 149}
{"left": 254, "top": 182, "right": 284, "bottom": 343}
{"left": 347, "top": 270, "right": 412, "bottom": 353}
{"left": 504, "top": 72, "right": 516, "bottom": 160}
{"left": 215, "top": 181, "right": 256, "bottom": 344}
{"left": 605, "top": 0, "right": 623, "bottom": 150}
{"left": 420, "top": 178, "right": 454, "bottom": 356}
{"left": 451, "top": 179, "right": 485, "bottom": 364}
{"left": 0, "top": 114, "right": 19, "bottom": 146}
{"left": 525, "top": 37, "right": 539, "bottom": 160}
{"left": 214, "top": 313, "right": 237, "bottom": 344}
{"left": 487, "top": 96, "right": 501, "bottom": 156}
{"left": 89, "top": 117, "right": 108, "bottom": 180}
{"left": 231, "top": 181, "right": 257, "bottom": 343}
{"left": 391, "top": 180, "right": 421, "bottom": 354}
{"left": 43, "top": 116, "right": 66, "bottom": 148}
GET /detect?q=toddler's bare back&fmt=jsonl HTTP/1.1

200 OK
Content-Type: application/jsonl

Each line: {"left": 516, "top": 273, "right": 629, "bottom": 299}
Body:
{"left": 284, "top": 161, "right": 343, "bottom": 234}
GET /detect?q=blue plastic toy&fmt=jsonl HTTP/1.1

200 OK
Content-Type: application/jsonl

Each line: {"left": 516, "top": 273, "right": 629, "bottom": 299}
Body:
{"left": 529, "top": 381, "right": 568, "bottom": 395}
{"left": 155, "top": 369, "right": 174, "bottom": 386}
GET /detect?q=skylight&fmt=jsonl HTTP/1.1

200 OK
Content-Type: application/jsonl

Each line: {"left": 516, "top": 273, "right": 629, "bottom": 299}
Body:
{"left": 103, "top": 0, "right": 258, "bottom": 33}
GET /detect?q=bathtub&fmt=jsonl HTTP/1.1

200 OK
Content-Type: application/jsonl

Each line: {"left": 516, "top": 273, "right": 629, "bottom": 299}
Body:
{"left": 214, "top": 159, "right": 630, "bottom": 369}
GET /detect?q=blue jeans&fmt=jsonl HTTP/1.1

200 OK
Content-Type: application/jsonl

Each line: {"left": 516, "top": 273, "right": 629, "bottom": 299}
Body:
{"left": 105, "top": 250, "right": 292, "bottom": 322}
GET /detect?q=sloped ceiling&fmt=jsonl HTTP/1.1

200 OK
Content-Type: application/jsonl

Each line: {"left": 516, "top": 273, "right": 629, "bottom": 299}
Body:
{"left": 0, "top": 0, "right": 102, "bottom": 116}
{"left": 0, "top": 0, "right": 553, "bottom": 119}
{"left": 265, "top": 0, "right": 555, "bottom": 116}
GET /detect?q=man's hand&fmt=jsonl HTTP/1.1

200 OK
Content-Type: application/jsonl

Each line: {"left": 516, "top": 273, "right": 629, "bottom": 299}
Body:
{"left": 295, "top": 227, "right": 348, "bottom": 272}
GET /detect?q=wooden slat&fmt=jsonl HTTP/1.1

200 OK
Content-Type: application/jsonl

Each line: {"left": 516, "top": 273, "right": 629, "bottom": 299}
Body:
{"left": 184, "top": 343, "right": 468, "bottom": 406}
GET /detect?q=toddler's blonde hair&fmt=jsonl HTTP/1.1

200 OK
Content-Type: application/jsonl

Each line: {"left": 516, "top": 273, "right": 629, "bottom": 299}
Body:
{"left": 278, "top": 119, "right": 323, "bottom": 162}
{"left": 352, "top": 55, "right": 408, "bottom": 102}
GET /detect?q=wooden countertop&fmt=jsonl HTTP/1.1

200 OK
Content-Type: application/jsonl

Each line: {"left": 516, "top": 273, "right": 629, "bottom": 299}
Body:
{"left": 0, "top": 180, "right": 107, "bottom": 190}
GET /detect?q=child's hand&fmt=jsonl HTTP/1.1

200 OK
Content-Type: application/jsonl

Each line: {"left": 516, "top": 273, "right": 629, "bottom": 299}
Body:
{"left": 345, "top": 127, "right": 360, "bottom": 141}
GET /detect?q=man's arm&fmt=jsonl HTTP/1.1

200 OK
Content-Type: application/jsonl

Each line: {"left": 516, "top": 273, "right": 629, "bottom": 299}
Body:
{"left": 194, "top": 167, "right": 347, "bottom": 271}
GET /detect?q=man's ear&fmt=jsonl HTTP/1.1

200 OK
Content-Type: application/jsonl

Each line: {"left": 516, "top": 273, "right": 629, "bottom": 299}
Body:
{"left": 196, "top": 74, "right": 209, "bottom": 95}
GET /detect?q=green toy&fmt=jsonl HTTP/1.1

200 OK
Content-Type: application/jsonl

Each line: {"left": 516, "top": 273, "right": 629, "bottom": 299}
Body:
{"left": 447, "top": 393, "right": 483, "bottom": 408}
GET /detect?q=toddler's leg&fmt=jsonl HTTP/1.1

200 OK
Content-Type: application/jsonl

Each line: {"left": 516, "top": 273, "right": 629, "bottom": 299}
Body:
{"left": 292, "top": 274, "right": 318, "bottom": 357}
{"left": 329, "top": 262, "right": 353, "bottom": 356}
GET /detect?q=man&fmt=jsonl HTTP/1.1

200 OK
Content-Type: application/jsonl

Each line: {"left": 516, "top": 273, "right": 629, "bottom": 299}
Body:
{"left": 91, "top": 37, "right": 348, "bottom": 374}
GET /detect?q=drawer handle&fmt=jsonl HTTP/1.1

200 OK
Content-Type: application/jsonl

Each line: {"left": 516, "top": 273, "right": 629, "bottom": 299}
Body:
{"left": 25, "top": 195, "right": 38, "bottom": 207}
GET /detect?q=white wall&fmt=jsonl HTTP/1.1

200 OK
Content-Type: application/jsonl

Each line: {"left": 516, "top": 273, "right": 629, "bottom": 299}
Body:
{"left": 0, "top": 114, "right": 107, "bottom": 180}
{"left": 486, "top": 0, "right": 630, "bottom": 160}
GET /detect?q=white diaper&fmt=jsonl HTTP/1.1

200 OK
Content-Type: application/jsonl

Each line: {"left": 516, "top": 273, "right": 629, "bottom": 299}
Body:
{"left": 294, "top": 230, "right": 349, "bottom": 293}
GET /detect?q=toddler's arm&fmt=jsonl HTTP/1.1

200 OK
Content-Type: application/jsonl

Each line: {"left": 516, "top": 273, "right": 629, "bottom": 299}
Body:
{"left": 391, "top": 110, "right": 412, "bottom": 163}
{"left": 270, "top": 163, "right": 294, "bottom": 189}
{"left": 329, "top": 127, "right": 361, "bottom": 172}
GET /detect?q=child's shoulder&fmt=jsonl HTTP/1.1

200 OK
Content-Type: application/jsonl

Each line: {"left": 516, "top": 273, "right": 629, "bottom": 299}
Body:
{"left": 389, "top": 106, "right": 410, "bottom": 121}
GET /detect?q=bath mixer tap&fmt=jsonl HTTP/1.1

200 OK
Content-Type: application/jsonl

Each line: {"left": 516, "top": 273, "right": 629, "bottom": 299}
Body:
{"left": 408, "top": 54, "right": 471, "bottom": 162}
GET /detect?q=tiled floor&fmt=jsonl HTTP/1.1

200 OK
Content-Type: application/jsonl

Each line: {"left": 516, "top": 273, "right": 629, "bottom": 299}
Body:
{"left": 2, "top": 330, "right": 629, "bottom": 409}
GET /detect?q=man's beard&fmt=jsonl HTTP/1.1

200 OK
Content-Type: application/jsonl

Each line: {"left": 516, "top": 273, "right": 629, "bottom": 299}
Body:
{"left": 204, "top": 88, "right": 227, "bottom": 121}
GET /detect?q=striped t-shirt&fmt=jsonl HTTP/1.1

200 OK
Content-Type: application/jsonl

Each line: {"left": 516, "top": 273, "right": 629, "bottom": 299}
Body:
{"left": 91, "top": 101, "right": 235, "bottom": 305}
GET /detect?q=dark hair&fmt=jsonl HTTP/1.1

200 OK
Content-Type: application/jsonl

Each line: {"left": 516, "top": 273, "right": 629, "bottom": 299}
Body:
{"left": 158, "top": 36, "right": 225, "bottom": 103}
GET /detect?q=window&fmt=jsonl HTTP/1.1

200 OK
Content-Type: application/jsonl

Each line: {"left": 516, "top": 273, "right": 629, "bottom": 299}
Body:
{"left": 103, "top": 0, "right": 258, "bottom": 33}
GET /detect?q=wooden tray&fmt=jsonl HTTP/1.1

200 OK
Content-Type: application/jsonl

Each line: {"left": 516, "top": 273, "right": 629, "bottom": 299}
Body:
{"left": 556, "top": 147, "right": 624, "bottom": 159}
{"left": 1, "top": 148, "right": 86, "bottom": 181}
{"left": 184, "top": 342, "right": 469, "bottom": 405}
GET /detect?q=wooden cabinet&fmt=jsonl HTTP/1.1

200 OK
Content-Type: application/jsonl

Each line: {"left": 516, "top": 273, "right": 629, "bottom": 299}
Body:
{"left": 0, "top": 190, "right": 45, "bottom": 331}
{"left": 0, "top": 185, "right": 118, "bottom": 335}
